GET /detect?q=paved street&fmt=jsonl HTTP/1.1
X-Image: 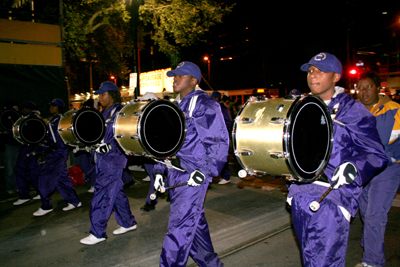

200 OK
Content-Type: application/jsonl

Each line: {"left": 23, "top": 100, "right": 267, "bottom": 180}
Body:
{"left": 0, "top": 154, "right": 399, "bottom": 267}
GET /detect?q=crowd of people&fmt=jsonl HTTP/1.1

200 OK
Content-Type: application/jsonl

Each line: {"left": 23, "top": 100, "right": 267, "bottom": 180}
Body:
{"left": 1, "top": 57, "right": 399, "bottom": 267}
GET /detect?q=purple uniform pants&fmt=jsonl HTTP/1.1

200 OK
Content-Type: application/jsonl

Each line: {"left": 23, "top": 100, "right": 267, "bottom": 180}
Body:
{"left": 90, "top": 156, "right": 136, "bottom": 239}
{"left": 39, "top": 152, "right": 80, "bottom": 210}
{"left": 291, "top": 193, "right": 350, "bottom": 267}
{"left": 359, "top": 162, "right": 400, "bottom": 267}
{"left": 160, "top": 170, "right": 223, "bottom": 267}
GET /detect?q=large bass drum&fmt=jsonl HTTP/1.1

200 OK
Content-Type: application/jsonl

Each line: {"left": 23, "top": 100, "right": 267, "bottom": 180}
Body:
{"left": 233, "top": 95, "right": 333, "bottom": 183}
{"left": 114, "top": 99, "right": 186, "bottom": 159}
{"left": 13, "top": 114, "right": 47, "bottom": 145}
{"left": 0, "top": 108, "right": 20, "bottom": 133}
{"left": 58, "top": 107, "right": 106, "bottom": 147}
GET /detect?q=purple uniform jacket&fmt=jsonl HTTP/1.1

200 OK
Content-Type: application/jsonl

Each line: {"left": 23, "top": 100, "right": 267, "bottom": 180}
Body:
{"left": 288, "top": 93, "right": 388, "bottom": 216}
{"left": 154, "top": 89, "right": 229, "bottom": 180}
{"left": 93, "top": 103, "right": 127, "bottom": 169}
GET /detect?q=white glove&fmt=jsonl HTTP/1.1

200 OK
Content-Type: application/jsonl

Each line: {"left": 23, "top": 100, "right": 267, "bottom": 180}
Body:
{"left": 95, "top": 143, "right": 112, "bottom": 154}
{"left": 187, "top": 170, "right": 205, "bottom": 186}
{"left": 331, "top": 162, "right": 357, "bottom": 189}
{"left": 154, "top": 173, "right": 165, "bottom": 193}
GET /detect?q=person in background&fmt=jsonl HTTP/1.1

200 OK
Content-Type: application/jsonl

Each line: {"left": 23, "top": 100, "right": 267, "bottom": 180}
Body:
{"left": 211, "top": 91, "right": 232, "bottom": 185}
{"left": 153, "top": 61, "right": 228, "bottom": 266}
{"left": 286, "top": 52, "right": 388, "bottom": 266}
{"left": 355, "top": 70, "right": 400, "bottom": 267}
{"left": 13, "top": 101, "right": 41, "bottom": 205}
{"left": 1, "top": 100, "right": 21, "bottom": 196}
{"left": 80, "top": 82, "right": 137, "bottom": 245}
{"left": 287, "top": 88, "right": 302, "bottom": 99}
{"left": 33, "top": 98, "right": 82, "bottom": 216}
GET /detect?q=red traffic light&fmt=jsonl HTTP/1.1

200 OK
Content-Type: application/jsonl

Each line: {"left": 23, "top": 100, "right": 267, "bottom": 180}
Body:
{"left": 349, "top": 69, "right": 357, "bottom": 75}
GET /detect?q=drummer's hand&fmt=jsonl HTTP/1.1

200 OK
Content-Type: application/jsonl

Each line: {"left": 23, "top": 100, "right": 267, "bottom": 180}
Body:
{"left": 154, "top": 172, "right": 165, "bottom": 193}
{"left": 332, "top": 162, "right": 357, "bottom": 189}
{"left": 187, "top": 170, "right": 205, "bottom": 186}
{"left": 95, "top": 143, "right": 112, "bottom": 154}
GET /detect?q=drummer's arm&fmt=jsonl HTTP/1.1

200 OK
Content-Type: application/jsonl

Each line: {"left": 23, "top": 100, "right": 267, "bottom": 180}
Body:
{"left": 187, "top": 101, "right": 229, "bottom": 178}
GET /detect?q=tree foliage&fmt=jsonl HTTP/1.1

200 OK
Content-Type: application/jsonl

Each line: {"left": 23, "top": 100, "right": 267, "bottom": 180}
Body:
{"left": 63, "top": 0, "right": 131, "bottom": 80}
{"left": 139, "top": 0, "right": 233, "bottom": 55}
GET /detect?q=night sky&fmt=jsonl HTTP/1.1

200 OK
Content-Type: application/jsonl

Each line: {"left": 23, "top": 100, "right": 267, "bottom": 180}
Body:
{"left": 178, "top": 0, "right": 400, "bottom": 94}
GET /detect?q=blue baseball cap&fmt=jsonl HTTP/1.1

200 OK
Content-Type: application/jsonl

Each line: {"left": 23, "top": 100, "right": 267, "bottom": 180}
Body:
{"left": 48, "top": 98, "right": 65, "bottom": 108}
{"left": 289, "top": 89, "right": 301, "bottom": 96}
{"left": 22, "top": 101, "right": 37, "bottom": 110}
{"left": 300, "top": 52, "right": 342, "bottom": 76}
{"left": 167, "top": 61, "right": 202, "bottom": 83}
{"left": 211, "top": 91, "right": 221, "bottom": 99}
{"left": 94, "top": 81, "right": 119, "bottom": 95}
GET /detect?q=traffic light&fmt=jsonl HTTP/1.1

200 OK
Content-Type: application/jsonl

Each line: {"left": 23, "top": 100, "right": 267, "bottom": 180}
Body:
{"left": 349, "top": 68, "right": 357, "bottom": 76}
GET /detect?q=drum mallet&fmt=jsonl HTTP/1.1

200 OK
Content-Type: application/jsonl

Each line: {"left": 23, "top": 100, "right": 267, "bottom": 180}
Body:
{"left": 309, "top": 178, "right": 355, "bottom": 212}
{"left": 309, "top": 187, "right": 333, "bottom": 212}
{"left": 150, "top": 182, "right": 188, "bottom": 200}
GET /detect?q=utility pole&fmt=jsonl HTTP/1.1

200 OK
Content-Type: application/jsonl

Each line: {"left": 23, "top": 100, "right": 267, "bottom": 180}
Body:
{"left": 130, "top": 0, "right": 144, "bottom": 98}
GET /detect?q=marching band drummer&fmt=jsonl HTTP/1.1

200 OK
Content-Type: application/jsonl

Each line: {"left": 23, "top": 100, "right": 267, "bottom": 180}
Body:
{"left": 80, "top": 81, "right": 137, "bottom": 245}
{"left": 33, "top": 98, "right": 82, "bottom": 216}
{"left": 152, "top": 62, "right": 229, "bottom": 266}
{"left": 286, "top": 53, "right": 388, "bottom": 266}
{"left": 13, "top": 101, "right": 41, "bottom": 205}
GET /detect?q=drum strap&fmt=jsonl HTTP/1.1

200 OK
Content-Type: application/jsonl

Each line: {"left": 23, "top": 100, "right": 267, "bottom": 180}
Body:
{"left": 48, "top": 119, "right": 57, "bottom": 143}
{"left": 188, "top": 95, "right": 198, "bottom": 118}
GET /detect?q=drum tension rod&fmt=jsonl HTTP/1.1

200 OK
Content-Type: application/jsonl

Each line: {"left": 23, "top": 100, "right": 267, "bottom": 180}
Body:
{"left": 240, "top": 117, "right": 254, "bottom": 124}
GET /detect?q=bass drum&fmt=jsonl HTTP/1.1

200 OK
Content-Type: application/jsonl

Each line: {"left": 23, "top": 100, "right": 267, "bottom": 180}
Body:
{"left": 0, "top": 108, "right": 20, "bottom": 133}
{"left": 13, "top": 115, "right": 47, "bottom": 145}
{"left": 233, "top": 95, "right": 333, "bottom": 183}
{"left": 114, "top": 99, "right": 186, "bottom": 159}
{"left": 58, "top": 107, "right": 106, "bottom": 147}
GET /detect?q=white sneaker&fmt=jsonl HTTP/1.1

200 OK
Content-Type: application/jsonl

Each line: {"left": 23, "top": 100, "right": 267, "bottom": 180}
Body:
{"left": 33, "top": 207, "right": 53, "bottom": 216}
{"left": 13, "top": 199, "right": 30, "bottom": 206}
{"left": 113, "top": 224, "right": 137, "bottom": 235}
{"left": 80, "top": 234, "right": 106, "bottom": 245}
{"left": 87, "top": 186, "right": 94, "bottom": 193}
{"left": 142, "top": 176, "right": 151, "bottom": 182}
{"left": 218, "top": 179, "right": 231, "bottom": 185}
{"left": 62, "top": 202, "right": 82, "bottom": 211}
{"left": 32, "top": 195, "right": 41, "bottom": 200}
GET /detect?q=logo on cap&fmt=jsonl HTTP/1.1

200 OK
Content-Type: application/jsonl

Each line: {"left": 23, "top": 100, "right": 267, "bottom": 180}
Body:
{"left": 314, "top": 53, "right": 327, "bottom": 61}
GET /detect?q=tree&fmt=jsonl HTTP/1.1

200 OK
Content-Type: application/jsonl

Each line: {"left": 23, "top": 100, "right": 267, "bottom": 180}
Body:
{"left": 139, "top": 0, "right": 233, "bottom": 55}
{"left": 63, "top": 0, "right": 132, "bottom": 89}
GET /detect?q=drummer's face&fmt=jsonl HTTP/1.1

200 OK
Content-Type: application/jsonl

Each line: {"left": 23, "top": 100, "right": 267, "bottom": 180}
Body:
{"left": 307, "top": 65, "right": 340, "bottom": 101}
{"left": 98, "top": 91, "right": 113, "bottom": 110}
{"left": 49, "top": 105, "right": 58, "bottom": 115}
{"left": 173, "top": 74, "right": 197, "bottom": 97}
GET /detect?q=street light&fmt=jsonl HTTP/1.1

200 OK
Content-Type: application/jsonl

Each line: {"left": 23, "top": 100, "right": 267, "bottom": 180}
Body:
{"left": 204, "top": 56, "right": 210, "bottom": 82}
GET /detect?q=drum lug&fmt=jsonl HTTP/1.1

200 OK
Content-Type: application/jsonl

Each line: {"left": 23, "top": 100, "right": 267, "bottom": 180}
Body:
{"left": 240, "top": 117, "right": 254, "bottom": 124}
{"left": 237, "top": 149, "right": 253, "bottom": 156}
{"left": 119, "top": 112, "right": 126, "bottom": 117}
{"left": 269, "top": 152, "right": 283, "bottom": 159}
{"left": 270, "top": 117, "right": 284, "bottom": 124}
{"left": 133, "top": 112, "right": 141, "bottom": 116}
{"left": 58, "top": 128, "right": 64, "bottom": 132}
{"left": 67, "top": 127, "right": 73, "bottom": 131}
{"left": 116, "top": 134, "right": 124, "bottom": 138}
{"left": 131, "top": 135, "right": 139, "bottom": 139}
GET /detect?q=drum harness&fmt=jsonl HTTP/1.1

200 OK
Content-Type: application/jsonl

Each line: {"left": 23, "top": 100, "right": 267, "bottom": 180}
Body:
{"left": 153, "top": 95, "right": 199, "bottom": 172}
{"left": 92, "top": 106, "right": 118, "bottom": 162}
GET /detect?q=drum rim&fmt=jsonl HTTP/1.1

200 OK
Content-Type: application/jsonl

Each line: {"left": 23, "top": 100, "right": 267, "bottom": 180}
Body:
{"left": 71, "top": 107, "right": 106, "bottom": 146}
{"left": 283, "top": 95, "right": 333, "bottom": 182}
{"left": 138, "top": 99, "right": 187, "bottom": 159}
{"left": 14, "top": 116, "right": 47, "bottom": 145}
{"left": 0, "top": 108, "right": 21, "bottom": 131}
